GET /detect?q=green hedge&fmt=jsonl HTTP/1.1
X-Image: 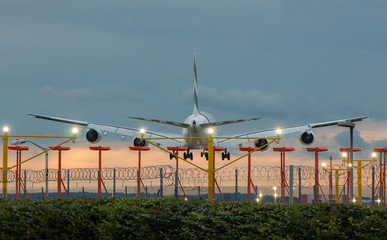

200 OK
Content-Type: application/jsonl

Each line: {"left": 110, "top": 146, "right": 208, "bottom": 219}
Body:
{"left": 0, "top": 198, "right": 386, "bottom": 239}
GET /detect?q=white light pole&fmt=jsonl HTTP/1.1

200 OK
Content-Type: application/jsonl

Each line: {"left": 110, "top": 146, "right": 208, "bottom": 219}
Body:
{"left": 11, "top": 139, "right": 49, "bottom": 198}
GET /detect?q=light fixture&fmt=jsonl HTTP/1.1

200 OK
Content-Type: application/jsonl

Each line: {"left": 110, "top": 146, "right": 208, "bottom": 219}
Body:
{"left": 342, "top": 152, "right": 347, "bottom": 159}
{"left": 276, "top": 128, "right": 282, "bottom": 136}
{"left": 208, "top": 128, "right": 214, "bottom": 135}
{"left": 11, "top": 138, "right": 26, "bottom": 145}
{"left": 139, "top": 128, "right": 146, "bottom": 137}
{"left": 3, "top": 126, "right": 9, "bottom": 134}
{"left": 372, "top": 152, "right": 377, "bottom": 160}
{"left": 322, "top": 162, "right": 327, "bottom": 168}
{"left": 72, "top": 127, "right": 79, "bottom": 135}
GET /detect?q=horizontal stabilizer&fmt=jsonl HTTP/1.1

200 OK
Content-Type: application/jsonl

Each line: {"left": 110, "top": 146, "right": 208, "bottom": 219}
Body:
{"left": 200, "top": 117, "right": 260, "bottom": 128}
{"left": 128, "top": 116, "right": 190, "bottom": 128}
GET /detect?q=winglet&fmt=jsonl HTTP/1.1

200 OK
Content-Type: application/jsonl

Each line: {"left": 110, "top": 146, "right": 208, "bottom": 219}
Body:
{"left": 193, "top": 54, "right": 200, "bottom": 117}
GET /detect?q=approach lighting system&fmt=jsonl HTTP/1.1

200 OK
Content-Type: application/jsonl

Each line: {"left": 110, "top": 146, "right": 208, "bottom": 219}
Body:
{"left": 372, "top": 152, "right": 377, "bottom": 160}
{"left": 321, "top": 162, "right": 327, "bottom": 168}
{"left": 342, "top": 152, "right": 348, "bottom": 159}
{"left": 208, "top": 128, "right": 214, "bottom": 135}
{"left": 3, "top": 126, "right": 9, "bottom": 134}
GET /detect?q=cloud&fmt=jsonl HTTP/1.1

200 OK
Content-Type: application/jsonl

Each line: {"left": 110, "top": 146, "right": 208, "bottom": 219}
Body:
{"left": 36, "top": 85, "right": 144, "bottom": 105}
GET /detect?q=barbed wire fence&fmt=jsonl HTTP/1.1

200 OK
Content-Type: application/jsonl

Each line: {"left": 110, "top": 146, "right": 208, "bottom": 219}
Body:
{"left": 0, "top": 163, "right": 383, "bottom": 189}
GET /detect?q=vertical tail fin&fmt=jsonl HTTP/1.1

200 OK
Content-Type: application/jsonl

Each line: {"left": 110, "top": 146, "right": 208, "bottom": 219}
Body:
{"left": 193, "top": 54, "right": 200, "bottom": 117}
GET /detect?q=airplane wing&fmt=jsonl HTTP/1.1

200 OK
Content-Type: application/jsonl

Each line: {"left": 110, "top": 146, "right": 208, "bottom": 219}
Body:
{"left": 217, "top": 116, "right": 368, "bottom": 148}
{"left": 28, "top": 113, "right": 184, "bottom": 147}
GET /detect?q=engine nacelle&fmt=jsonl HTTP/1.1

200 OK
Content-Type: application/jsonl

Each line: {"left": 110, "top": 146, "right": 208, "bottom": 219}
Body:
{"left": 86, "top": 128, "right": 103, "bottom": 144}
{"left": 255, "top": 139, "right": 269, "bottom": 151}
{"left": 133, "top": 137, "right": 148, "bottom": 147}
{"left": 299, "top": 130, "right": 315, "bottom": 145}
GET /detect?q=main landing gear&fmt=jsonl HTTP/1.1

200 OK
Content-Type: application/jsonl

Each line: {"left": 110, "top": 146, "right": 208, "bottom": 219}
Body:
{"left": 221, "top": 149, "right": 230, "bottom": 160}
{"left": 201, "top": 149, "right": 230, "bottom": 160}
{"left": 170, "top": 150, "right": 193, "bottom": 160}
{"left": 183, "top": 150, "right": 193, "bottom": 160}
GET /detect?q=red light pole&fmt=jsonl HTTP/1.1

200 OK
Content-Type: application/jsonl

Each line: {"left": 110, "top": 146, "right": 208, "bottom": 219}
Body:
{"left": 8, "top": 146, "right": 29, "bottom": 199}
{"left": 90, "top": 146, "right": 111, "bottom": 198}
{"left": 307, "top": 147, "right": 328, "bottom": 203}
{"left": 49, "top": 146, "right": 70, "bottom": 198}
{"left": 273, "top": 147, "right": 295, "bottom": 204}
{"left": 167, "top": 147, "right": 188, "bottom": 198}
{"left": 129, "top": 146, "right": 150, "bottom": 198}
{"left": 239, "top": 147, "right": 261, "bottom": 201}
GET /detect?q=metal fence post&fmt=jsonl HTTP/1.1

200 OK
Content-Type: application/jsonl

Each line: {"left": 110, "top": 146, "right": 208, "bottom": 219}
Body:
{"left": 372, "top": 166, "right": 375, "bottom": 204}
{"left": 298, "top": 167, "right": 302, "bottom": 204}
{"left": 67, "top": 169, "right": 70, "bottom": 197}
{"left": 24, "top": 170, "right": 27, "bottom": 199}
{"left": 160, "top": 168, "right": 163, "bottom": 198}
{"left": 235, "top": 169, "right": 238, "bottom": 201}
{"left": 198, "top": 186, "right": 200, "bottom": 198}
{"left": 289, "top": 165, "right": 294, "bottom": 204}
{"left": 175, "top": 171, "right": 178, "bottom": 198}
{"left": 113, "top": 168, "right": 116, "bottom": 198}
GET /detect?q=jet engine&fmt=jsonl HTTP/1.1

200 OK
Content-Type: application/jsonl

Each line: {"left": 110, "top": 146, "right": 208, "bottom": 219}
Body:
{"left": 299, "top": 130, "right": 315, "bottom": 145}
{"left": 86, "top": 129, "right": 103, "bottom": 144}
{"left": 133, "top": 137, "right": 148, "bottom": 147}
{"left": 255, "top": 139, "right": 269, "bottom": 151}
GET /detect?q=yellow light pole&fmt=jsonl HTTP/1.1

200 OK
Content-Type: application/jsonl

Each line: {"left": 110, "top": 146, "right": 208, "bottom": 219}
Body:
{"left": 2, "top": 126, "right": 9, "bottom": 198}
{"left": 208, "top": 128, "right": 214, "bottom": 201}
{"left": 342, "top": 157, "right": 375, "bottom": 205}
{"left": 322, "top": 164, "right": 347, "bottom": 203}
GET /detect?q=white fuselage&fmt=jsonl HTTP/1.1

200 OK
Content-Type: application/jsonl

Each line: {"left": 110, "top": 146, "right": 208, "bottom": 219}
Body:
{"left": 182, "top": 112, "right": 215, "bottom": 149}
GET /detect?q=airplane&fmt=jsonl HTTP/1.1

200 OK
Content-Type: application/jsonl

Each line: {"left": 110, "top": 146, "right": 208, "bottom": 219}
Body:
{"left": 28, "top": 56, "right": 367, "bottom": 160}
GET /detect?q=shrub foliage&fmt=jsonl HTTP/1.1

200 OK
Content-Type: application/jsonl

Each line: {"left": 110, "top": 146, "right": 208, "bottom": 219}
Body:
{"left": 0, "top": 198, "right": 386, "bottom": 239}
